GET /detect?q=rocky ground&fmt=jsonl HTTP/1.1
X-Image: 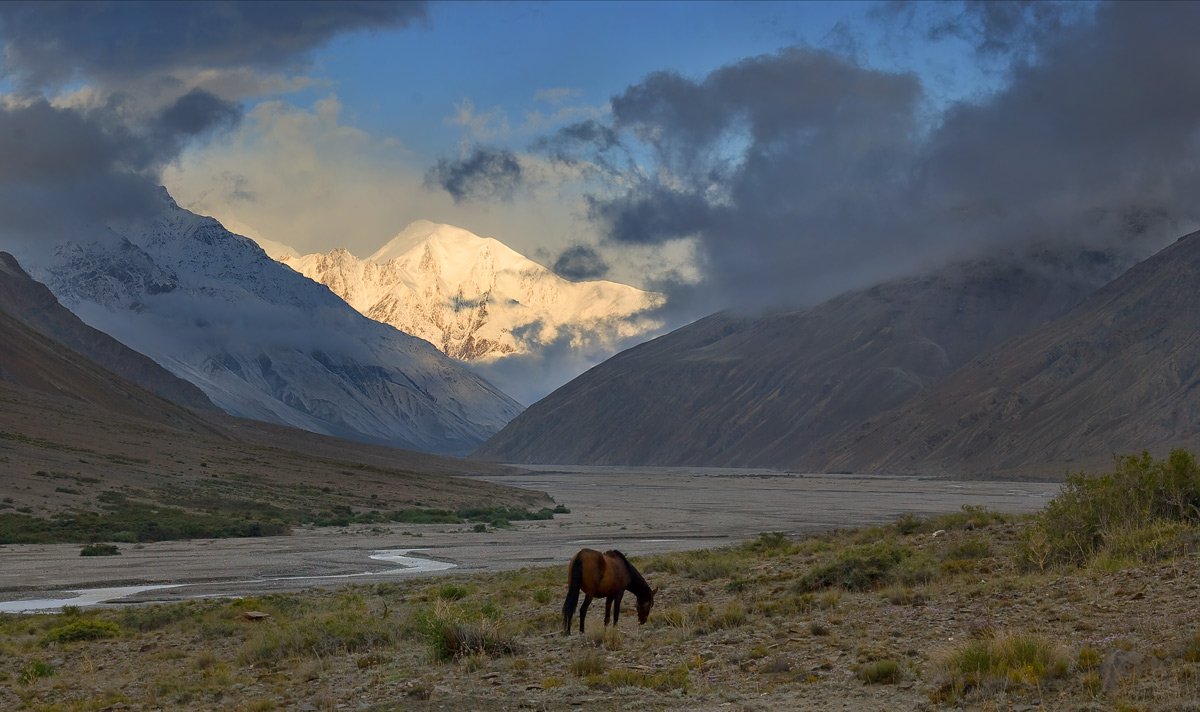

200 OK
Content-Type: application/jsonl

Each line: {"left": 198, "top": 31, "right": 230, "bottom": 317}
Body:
{"left": 3, "top": 509, "right": 1199, "bottom": 711}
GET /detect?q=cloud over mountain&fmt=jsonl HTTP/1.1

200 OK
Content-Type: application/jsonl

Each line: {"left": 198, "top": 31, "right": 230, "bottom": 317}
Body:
{"left": 435, "top": 2, "right": 1200, "bottom": 316}
{"left": 0, "top": 2, "right": 425, "bottom": 249}
{"left": 0, "top": 1, "right": 426, "bottom": 88}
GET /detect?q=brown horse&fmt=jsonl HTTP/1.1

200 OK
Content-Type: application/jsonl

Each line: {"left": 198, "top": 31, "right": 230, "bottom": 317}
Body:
{"left": 562, "top": 548, "right": 657, "bottom": 635}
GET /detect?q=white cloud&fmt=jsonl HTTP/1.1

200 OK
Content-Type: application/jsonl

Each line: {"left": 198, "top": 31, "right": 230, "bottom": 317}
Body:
{"left": 445, "top": 98, "right": 512, "bottom": 143}
{"left": 163, "top": 94, "right": 677, "bottom": 289}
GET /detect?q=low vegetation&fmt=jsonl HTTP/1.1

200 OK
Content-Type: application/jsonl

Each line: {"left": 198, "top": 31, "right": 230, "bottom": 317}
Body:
{"left": 0, "top": 487, "right": 570, "bottom": 545}
{"left": 4, "top": 452, "right": 1200, "bottom": 709}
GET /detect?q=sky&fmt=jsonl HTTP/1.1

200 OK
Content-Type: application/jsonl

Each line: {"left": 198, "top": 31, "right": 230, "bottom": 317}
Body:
{"left": 156, "top": 0, "right": 1013, "bottom": 291}
{"left": 2, "top": 1, "right": 1199, "bottom": 365}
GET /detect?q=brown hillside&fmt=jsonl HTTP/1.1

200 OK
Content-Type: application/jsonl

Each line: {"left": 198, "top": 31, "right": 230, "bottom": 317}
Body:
{"left": 816, "top": 230, "right": 1200, "bottom": 476}
{"left": 0, "top": 252, "right": 218, "bottom": 412}
{"left": 0, "top": 254, "right": 544, "bottom": 519}
{"left": 476, "top": 251, "right": 1121, "bottom": 467}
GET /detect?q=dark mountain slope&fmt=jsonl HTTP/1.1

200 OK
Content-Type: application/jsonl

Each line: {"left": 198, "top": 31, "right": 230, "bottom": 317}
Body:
{"left": 0, "top": 252, "right": 545, "bottom": 520}
{"left": 0, "top": 252, "right": 217, "bottom": 412}
{"left": 477, "top": 251, "right": 1121, "bottom": 467}
{"left": 817, "top": 230, "right": 1200, "bottom": 476}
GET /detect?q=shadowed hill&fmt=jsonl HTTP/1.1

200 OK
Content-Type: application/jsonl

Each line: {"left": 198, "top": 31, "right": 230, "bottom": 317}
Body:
{"left": 0, "top": 252, "right": 546, "bottom": 521}
{"left": 476, "top": 251, "right": 1121, "bottom": 467}
{"left": 816, "top": 230, "right": 1200, "bottom": 476}
{"left": 0, "top": 251, "right": 217, "bottom": 412}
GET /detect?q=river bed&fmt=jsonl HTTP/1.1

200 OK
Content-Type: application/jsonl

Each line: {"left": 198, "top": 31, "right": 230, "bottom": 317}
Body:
{"left": 0, "top": 468, "right": 1060, "bottom": 611}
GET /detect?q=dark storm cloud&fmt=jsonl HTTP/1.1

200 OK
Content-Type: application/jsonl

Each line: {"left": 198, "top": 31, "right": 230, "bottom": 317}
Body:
{"left": 545, "top": 2, "right": 1200, "bottom": 312}
{"left": 0, "top": 100, "right": 163, "bottom": 232}
{"left": 0, "top": 1, "right": 427, "bottom": 87}
{"left": 915, "top": 1, "right": 1082, "bottom": 60}
{"left": 147, "top": 88, "right": 244, "bottom": 162}
{"left": 552, "top": 245, "right": 609, "bottom": 280}
{"left": 425, "top": 146, "right": 524, "bottom": 203}
{"left": 550, "top": 46, "right": 923, "bottom": 309}
{"left": 0, "top": 2, "right": 422, "bottom": 243}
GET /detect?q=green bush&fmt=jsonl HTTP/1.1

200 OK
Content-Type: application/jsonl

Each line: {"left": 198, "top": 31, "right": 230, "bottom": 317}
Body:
{"left": 80, "top": 542, "right": 120, "bottom": 556}
{"left": 646, "top": 549, "right": 740, "bottom": 581}
{"left": 435, "top": 584, "right": 469, "bottom": 601}
{"left": 43, "top": 618, "right": 121, "bottom": 644}
{"left": 742, "top": 531, "right": 797, "bottom": 555}
{"left": 570, "top": 651, "right": 606, "bottom": 677}
{"left": 859, "top": 659, "right": 902, "bottom": 684}
{"left": 416, "top": 608, "right": 519, "bottom": 662}
{"left": 1018, "top": 450, "right": 1200, "bottom": 570}
{"left": 797, "top": 542, "right": 912, "bottom": 592}
{"left": 934, "top": 632, "right": 1069, "bottom": 702}
{"left": 19, "top": 660, "right": 54, "bottom": 683}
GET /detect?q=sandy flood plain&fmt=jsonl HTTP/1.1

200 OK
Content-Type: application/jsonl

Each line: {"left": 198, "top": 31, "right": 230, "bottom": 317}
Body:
{"left": 0, "top": 467, "right": 1060, "bottom": 610}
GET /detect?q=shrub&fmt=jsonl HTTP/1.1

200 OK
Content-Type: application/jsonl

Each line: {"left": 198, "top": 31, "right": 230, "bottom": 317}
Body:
{"left": 436, "top": 584, "right": 469, "bottom": 601}
{"left": 943, "top": 537, "right": 992, "bottom": 560}
{"left": 602, "top": 666, "right": 689, "bottom": 692}
{"left": 1018, "top": 450, "right": 1200, "bottom": 570}
{"left": 80, "top": 543, "right": 120, "bottom": 556}
{"left": 118, "top": 603, "right": 196, "bottom": 632}
{"left": 743, "top": 531, "right": 797, "bottom": 555}
{"left": 1182, "top": 633, "right": 1200, "bottom": 663}
{"left": 797, "top": 542, "right": 911, "bottom": 592}
{"left": 240, "top": 609, "right": 402, "bottom": 665}
{"left": 708, "top": 601, "right": 747, "bottom": 631}
{"left": 928, "top": 505, "right": 1012, "bottom": 532}
{"left": 43, "top": 618, "right": 121, "bottom": 644}
{"left": 934, "top": 632, "right": 1070, "bottom": 702}
{"left": 647, "top": 549, "right": 740, "bottom": 581}
{"left": 19, "top": 660, "right": 54, "bottom": 683}
{"left": 570, "top": 651, "right": 606, "bottom": 677}
{"left": 859, "top": 659, "right": 902, "bottom": 684}
{"left": 415, "top": 605, "right": 520, "bottom": 662}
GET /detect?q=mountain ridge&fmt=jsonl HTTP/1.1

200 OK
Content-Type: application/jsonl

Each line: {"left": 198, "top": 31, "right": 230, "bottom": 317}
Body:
{"left": 812, "top": 230, "right": 1200, "bottom": 475}
{"left": 279, "top": 220, "right": 663, "bottom": 364}
{"left": 475, "top": 249, "right": 1128, "bottom": 469}
{"left": 8, "top": 193, "right": 522, "bottom": 456}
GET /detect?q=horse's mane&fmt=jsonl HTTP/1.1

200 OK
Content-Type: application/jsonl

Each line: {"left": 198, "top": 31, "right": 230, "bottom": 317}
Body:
{"left": 607, "top": 549, "right": 652, "bottom": 599}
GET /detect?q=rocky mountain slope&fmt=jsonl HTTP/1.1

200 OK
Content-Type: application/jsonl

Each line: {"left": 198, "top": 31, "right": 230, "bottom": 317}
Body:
{"left": 476, "top": 251, "right": 1125, "bottom": 467}
{"left": 0, "top": 252, "right": 217, "bottom": 413}
{"left": 279, "top": 220, "right": 662, "bottom": 363}
{"left": 7, "top": 194, "right": 522, "bottom": 455}
{"left": 0, "top": 252, "right": 542, "bottom": 518}
{"left": 817, "top": 230, "right": 1200, "bottom": 475}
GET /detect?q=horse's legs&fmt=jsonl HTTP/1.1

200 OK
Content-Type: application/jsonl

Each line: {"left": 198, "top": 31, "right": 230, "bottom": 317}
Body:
{"left": 562, "top": 587, "right": 580, "bottom": 636}
{"left": 604, "top": 597, "right": 613, "bottom": 626}
{"left": 612, "top": 591, "right": 625, "bottom": 626}
{"left": 579, "top": 594, "right": 593, "bottom": 634}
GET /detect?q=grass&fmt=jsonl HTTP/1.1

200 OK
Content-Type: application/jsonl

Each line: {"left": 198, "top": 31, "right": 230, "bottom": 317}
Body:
{"left": 1019, "top": 449, "right": 1200, "bottom": 570}
{"left": 6, "top": 453, "right": 1200, "bottom": 710}
{"left": 42, "top": 618, "right": 121, "bottom": 644}
{"left": 933, "top": 632, "right": 1071, "bottom": 703}
{"left": 0, "top": 488, "right": 571, "bottom": 544}
{"left": 858, "top": 659, "right": 902, "bottom": 684}
{"left": 796, "top": 541, "right": 912, "bottom": 591}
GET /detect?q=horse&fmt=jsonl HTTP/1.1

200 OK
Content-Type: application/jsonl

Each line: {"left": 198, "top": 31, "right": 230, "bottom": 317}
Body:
{"left": 562, "top": 548, "right": 658, "bottom": 635}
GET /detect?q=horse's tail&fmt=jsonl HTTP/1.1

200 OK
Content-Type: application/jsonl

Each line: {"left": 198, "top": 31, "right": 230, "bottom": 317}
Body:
{"left": 562, "top": 554, "right": 584, "bottom": 635}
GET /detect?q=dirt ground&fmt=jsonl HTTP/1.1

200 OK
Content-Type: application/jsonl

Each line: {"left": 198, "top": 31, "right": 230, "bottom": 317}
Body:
{"left": 0, "top": 467, "right": 1059, "bottom": 608}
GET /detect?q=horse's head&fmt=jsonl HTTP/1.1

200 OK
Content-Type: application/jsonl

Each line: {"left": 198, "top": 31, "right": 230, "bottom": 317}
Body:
{"left": 637, "top": 586, "right": 660, "bottom": 624}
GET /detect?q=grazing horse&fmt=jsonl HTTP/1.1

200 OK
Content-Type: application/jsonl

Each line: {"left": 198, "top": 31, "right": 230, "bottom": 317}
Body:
{"left": 562, "top": 548, "right": 658, "bottom": 635}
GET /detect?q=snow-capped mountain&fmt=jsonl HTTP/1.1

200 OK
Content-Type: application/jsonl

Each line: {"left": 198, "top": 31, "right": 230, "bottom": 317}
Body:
{"left": 7, "top": 192, "right": 522, "bottom": 456}
{"left": 279, "top": 220, "right": 664, "bottom": 363}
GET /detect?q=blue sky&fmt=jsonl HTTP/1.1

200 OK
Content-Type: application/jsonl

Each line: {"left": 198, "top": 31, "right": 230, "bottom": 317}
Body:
{"left": 295, "top": 1, "right": 992, "bottom": 161}
{"left": 12, "top": 0, "right": 1186, "bottom": 324}
{"left": 4, "top": 0, "right": 1196, "bottom": 401}
{"left": 158, "top": 0, "right": 1009, "bottom": 281}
